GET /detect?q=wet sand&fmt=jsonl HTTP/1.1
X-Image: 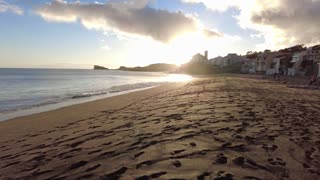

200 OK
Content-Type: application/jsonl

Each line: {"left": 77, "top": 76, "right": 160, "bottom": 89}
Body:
{"left": 0, "top": 76, "right": 320, "bottom": 180}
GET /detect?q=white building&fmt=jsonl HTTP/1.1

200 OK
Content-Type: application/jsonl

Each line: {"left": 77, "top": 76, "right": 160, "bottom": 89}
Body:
{"left": 305, "top": 45, "right": 320, "bottom": 62}
{"left": 266, "top": 56, "right": 283, "bottom": 75}
{"left": 256, "top": 51, "right": 271, "bottom": 72}
{"left": 305, "top": 45, "right": 320, "bottom": 77}
{"left": 288, "top": 51, "right": 307, "bottom": 76}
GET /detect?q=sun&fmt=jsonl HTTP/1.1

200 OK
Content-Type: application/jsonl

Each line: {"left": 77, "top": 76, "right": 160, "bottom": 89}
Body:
{"left": 167, "top": 30, "right": 216, "bottom": 64}
{"left": 119, "top": 29, "right": 220, "bottom": 67}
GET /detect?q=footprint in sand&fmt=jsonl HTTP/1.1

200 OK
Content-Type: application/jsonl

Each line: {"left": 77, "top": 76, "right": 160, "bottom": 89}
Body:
{"left": 305, "top": 148, "right": 315, "bottom": 160}
{"left": 303, "top": 163, "right": 311, "bottom": 169}
{"left": 172, "top": 160, "right": 182, "bottom": 168}
{"left": 171, "top": 149, "right": 185, "bottom": 155}
{"left": 233, "top": 156, "right": 245, "bottom": 166}
{"left": 134, "top": 151, "right": 144, "bottom": 158}
{"left": 213, "top": 171, "right": 234, "bottom": 180}
{"left": 189, "top": 142, "right": 197, "bottom": 147}
{"left": 215, "top": 154, "right": 228, "bottom": 164}
{"left": 135, "top": 171, "right": 167, "bottom": 180}
{"left": 261, "top": 144, "right": 278, "bottom": 152}
{"left": 136, "top": 160, "right": 157, "bottom": 169}
{"left": 100, "top": 167, "right": 128, "bottom": 179}
{"left": 267, "top": 158, "right": 286, "bottom": 166}
{"left": 68, "top": 160, "right": 88, "bottom": 170}
{"left": 86, "top": 164, "right": 101, "bottom": 172}
{"left": 197, "top": 172, "right": 210, "bottom": 180}
{"left": 243, "top": 176, "right": 262, "bottom": 180}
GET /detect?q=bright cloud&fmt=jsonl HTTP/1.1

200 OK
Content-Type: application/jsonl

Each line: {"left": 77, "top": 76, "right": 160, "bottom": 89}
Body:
{"left": 250, "top": 0, "right": 320, "bottom": 47}
{"left": 182, "top": 0, "right": 252, "bottom": 12}
{"left": 37, "top": 0, "right": 220, "bottom": 43}
{"left": 183, "top": 0, "right": 320, "bottom": 49}
{"left": 0, "top": 0, "right": 23, "bottom": 15}
{"left": 203, "top": 28, "right": 222, "bottom": 37}
{"left": 101, "top": 45, "right": 111, "bottom": 51}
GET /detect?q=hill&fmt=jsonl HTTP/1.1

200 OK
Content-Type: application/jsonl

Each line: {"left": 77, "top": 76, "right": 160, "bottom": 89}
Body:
{"left": 118, "top": 63, "right": 177, "bottom": 72}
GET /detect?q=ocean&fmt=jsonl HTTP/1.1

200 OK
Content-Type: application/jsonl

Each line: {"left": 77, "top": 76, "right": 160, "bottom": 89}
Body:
{"left": 0, "top": 68, "right": 192, "bottom": 121}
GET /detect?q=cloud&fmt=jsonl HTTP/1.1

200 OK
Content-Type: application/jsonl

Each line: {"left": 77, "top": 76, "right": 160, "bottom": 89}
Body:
{"left": 250, "top": 0, "right": 320, "bottom": 46}
{"left": 203, "top": 29, "right": 222, "bottom": 37}
{"left": 184, "top": 0, "right": 320, "bottom": 48}
{"left": 0, "top": 0, "right": 23, "bottom": 15}
{"left": 182, "top": 0, "right": 249, "bottom": 12}
{"left": 101, "top": 45, "right": 111, "bottom": 51}
{"left": 37, "top": 0, "right": 202, "bottom": 43}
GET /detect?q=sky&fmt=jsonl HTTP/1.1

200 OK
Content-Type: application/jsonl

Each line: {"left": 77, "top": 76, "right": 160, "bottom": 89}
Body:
{"left": 1, "top": 0, "right": 320, "bottom": 69}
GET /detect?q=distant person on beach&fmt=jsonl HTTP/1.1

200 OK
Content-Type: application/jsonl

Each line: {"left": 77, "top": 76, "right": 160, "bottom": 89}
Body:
{"left": 308, "top": 75, "right": 317, "bottom": 86}
{"left": 275, "top": 66, "right": 283, "bottom": 81}
{"left": 273, "top": 68, "right": 278, "bottom": 80}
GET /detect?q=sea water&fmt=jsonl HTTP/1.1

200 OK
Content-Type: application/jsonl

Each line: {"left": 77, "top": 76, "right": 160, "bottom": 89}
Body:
{"left": 0, "top": 68, "right": 192, "bottom": 121}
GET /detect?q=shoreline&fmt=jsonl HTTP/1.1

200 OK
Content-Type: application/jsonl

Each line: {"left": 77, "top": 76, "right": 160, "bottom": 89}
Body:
{"left": 0, "top": 82, "right": 187, "bottom": 136}
{"left": 0, "top": 86, "right": 159, "bottom": 122}
{"left": 0, "top": 68, "right": 191, "bottom": 122}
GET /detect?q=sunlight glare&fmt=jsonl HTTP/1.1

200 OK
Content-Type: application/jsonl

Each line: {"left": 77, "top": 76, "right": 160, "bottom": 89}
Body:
{"left": 165, "top": 74, "right": 193, "bottom": 82}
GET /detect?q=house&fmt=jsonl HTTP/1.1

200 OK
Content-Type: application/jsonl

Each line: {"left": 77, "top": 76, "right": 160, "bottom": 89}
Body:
{"left": 265, "top": 52, "right": 288, "bottom": 75}
{"left": 302, "top": 45, "right": 320, "bottom": 76}
{"left": 269, "top": 56, "right": 282, "bottom": 75}
{"left": 256, "top": 50, "right": 271, "bottom": 72}
{"left": 216, "top": 53, "right": 252, "bottom": 73}
{"left": 263, "top": 45, "right": 311, "bottom": 76}
{"left": 246, "top": 50, "right": 271, "bottom": 73}
{"left": 285, "top": 45, "right": 320, "bottom": 77}
{"left": 303, "top": 45, "right": 320, "bottom": 62}
{"left": 210, "top": 53, "right": 254, "bottom": 71}
{"left": 241, "top": 60, "right": 256, "bottom": 74}
{"left": 223, "top": 53, "right": 249, "bottom": 67}
{"left": 245, "top": 52, "right": 258, "bottom": 73}
{"left": 208, "top": 56, "right": 224, "bottom": 67}
{"left": 179, "top": 51, "right": 211, "bottom": 74}
{"left": 190, "top": 51, "right": 208, "bottom": 64}
{"left": 266, "top": 54, "right": 292, "bottom": 75}
{"left": 288, "top": 51, "right": 307, "bottom": 76}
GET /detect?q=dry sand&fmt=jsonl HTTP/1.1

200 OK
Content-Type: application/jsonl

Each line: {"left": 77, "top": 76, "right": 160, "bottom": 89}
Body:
{"left": 0, "top": 76, "right": 320, "bottom": 180}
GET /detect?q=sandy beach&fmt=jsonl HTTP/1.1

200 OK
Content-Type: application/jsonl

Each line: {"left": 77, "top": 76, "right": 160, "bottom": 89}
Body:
{"left": 1, "top": 76, "right": 320, "bottom": 180}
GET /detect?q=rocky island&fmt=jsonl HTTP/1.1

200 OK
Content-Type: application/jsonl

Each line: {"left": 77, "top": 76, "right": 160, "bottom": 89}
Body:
{"left": 93, "top": 65, "right": 109, "bottom": 70}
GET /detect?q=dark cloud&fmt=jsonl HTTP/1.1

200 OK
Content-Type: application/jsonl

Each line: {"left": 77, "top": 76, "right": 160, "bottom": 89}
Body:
{"left": 37, "top": 0, "right": 199, "bottom": 42}
{"left": 251, "top": 0, "right": 320, "bottom": 45}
